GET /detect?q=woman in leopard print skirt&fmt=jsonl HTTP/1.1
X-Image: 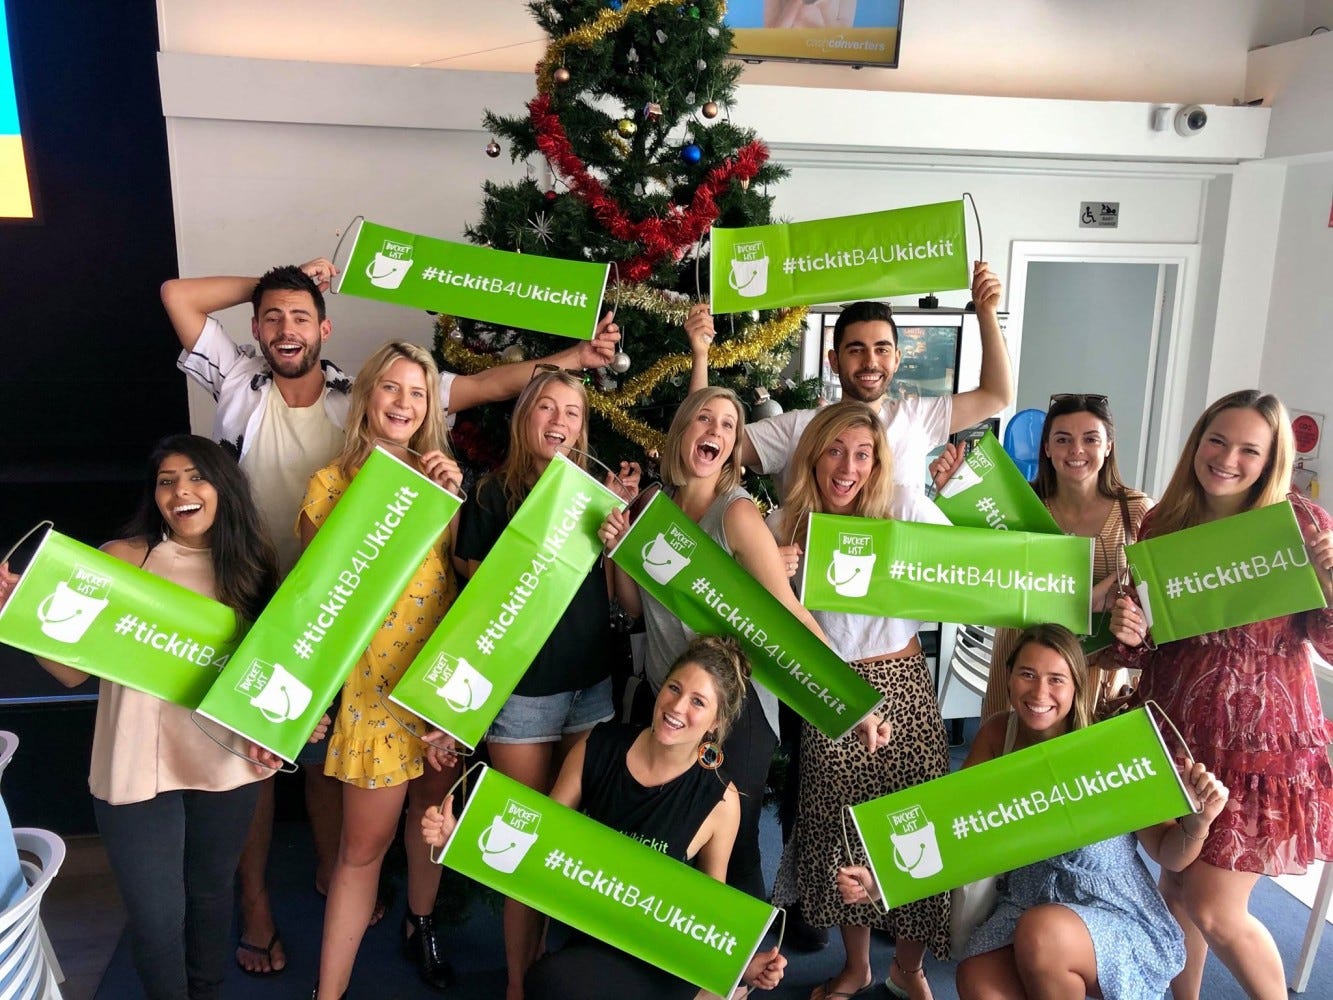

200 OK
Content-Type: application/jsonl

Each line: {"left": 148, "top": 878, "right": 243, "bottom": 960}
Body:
{"left": 769, "top": 402, "right": 951, "bottom": 1000}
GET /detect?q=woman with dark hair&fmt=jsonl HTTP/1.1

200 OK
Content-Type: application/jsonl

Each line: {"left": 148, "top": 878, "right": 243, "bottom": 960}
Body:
{"left": 1110, "top": 390, "right": 1333, "bottom": 1000}
{"left": 456, "top": 367, "right": 637, "bottom": 999}
{"left": 0, "top": 433, "right": 278, "bottom": 1000}
{"left": 421, "top": 635, "right": 788, "bottom": 999}
{"left": 934, "top": 393, "right": 1153, "bottom": 721}
{"left": 304, "top": 341, "right": 465, "bottom": 998}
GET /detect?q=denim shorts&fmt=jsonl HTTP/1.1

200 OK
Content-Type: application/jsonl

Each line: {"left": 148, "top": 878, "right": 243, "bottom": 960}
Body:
{"left": 486, "top": 677, "right": 614, "bottom": 744}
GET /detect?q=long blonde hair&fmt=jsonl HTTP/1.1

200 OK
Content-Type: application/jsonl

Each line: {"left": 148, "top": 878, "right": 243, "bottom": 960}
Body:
{"left": 337, "top": 341, "right": 450, "bottom": 477}
{"left": 489, "top": 370, "right": 591, "bottom": 516}
{"left": 1006, "top": 624, "right": 1094, "bottom": 734}
{"left": 1149, "top": 389, "right": 1293, "bottom": 537}
{"left": 659, "top": 387, "right": 746, "bottom": 494}
{"left": 780, "top": 401, "right": 894, "bottom": 544}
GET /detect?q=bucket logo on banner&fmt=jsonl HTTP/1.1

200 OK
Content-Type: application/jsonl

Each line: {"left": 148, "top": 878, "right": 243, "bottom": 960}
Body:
{"left": 479, "top": 799, "right": 543, "bottom": 874}
{"left": 642, "top": 523, "right": 696, "bottom": 585}
{"left": 235, "top": 659, "right": 313, "bottom": 724}
{"left": 728, "top": 240, "right": 769, "bottom": 299}
{"left": 37, "top": 566, "right": 113, "bottom": 643}
{"left": 425, "top": 652, "right": 494, "bottom": 714}
{"left": 367, "top": 239, "right": 414, "bottom": 289}
{"left": 888, "top": 806, "right": 944, "bottom": 879}
{"left": 827, "top": 532, "right": 876, "bottom": 598}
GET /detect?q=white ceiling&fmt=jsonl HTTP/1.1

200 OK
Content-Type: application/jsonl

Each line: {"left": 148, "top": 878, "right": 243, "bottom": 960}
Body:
{"left": 158, "top": 0, "right": 1332, "bottom": 104}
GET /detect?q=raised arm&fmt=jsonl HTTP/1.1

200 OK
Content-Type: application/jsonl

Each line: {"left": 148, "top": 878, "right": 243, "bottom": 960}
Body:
{"left": 685, "top": 303, "right": 713, "bottom": 395}
{"left": 160, "top": 257, "right": 335, "bottom": 352}
{"left": 949, "top": 262, "right": 1014, "bottom": 434}
{"left": 447, "top": 312, "right": 620, "bottom": 413}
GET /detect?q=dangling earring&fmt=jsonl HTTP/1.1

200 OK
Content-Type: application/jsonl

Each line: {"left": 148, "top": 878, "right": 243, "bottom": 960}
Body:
{"left": 698, "top": 733, "right": 724, "bottom": 770}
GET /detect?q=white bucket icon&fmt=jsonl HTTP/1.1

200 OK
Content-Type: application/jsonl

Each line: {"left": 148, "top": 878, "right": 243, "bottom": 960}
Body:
{"left": 642, "top": 533, "right": 692, "bottom": 585}
{"left": 248, "top": 662, "right": 313, "bottom": 724}
{"left": 478, "top": 808, "right": 540, "bottom": 874}
{"left": 938, "top": 459, "right": 984, "bottom": 499}
{"left": 890, "top": 821, "right": 944, "bottom": 880}
{"left": 729, "top": 256, "right": 769, "bottom": 298}
{"left": 827, "top": 550, "right": 876, "bottom": 599}
{"left": 37, "top": 581, "right": 109, "bottom": 643}
{"left": 435, "top": 657, "right": 493, "bottom": 713}
{"left": 366, "top": 251, "right": 413, "bottom": 290}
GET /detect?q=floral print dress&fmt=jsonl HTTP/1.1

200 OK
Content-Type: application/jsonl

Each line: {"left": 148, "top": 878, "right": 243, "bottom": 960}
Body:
{"left": 301, "top": 462, "right": 456, "bottom": 788}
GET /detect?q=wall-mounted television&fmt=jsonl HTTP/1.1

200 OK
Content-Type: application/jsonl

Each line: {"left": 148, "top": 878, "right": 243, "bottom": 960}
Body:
{"left": 725, "top": 0, "right": 903, "bottom": 68}
{"left": 1, "top": 0, "right": 35, "bottom": 220}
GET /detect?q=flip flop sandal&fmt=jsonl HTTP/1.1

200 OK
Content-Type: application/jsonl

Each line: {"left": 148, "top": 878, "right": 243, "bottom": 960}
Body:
{"left": 235, "top": 932, "right": 286, "bottom": 977}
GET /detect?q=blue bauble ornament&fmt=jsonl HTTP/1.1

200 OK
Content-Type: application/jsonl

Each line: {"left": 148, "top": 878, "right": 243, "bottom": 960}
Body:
{"left": 681, "top": 143, "right": 702, "bottom": 164}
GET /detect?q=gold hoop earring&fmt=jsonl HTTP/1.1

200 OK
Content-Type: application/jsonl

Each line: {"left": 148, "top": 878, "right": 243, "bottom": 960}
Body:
{"left": 698, "top": 735, "right": 724, "bottom": 771}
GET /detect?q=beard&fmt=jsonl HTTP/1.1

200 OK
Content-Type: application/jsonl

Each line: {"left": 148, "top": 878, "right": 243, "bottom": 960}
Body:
{"left": 260, "top": 339, "right": 321, "bottom": 380}
{"left": 839, "top": 368, "right": 889, "bottom": 404}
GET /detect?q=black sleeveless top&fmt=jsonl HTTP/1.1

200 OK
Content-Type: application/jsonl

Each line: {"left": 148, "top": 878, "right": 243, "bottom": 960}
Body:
{"left": 579, "top": 723, "right": 727, "bottom": 863}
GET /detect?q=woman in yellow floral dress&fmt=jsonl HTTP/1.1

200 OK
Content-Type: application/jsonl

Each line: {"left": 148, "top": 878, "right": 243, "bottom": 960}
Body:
{"left": 302, "top": 342, "right": 463, "bottom": 999}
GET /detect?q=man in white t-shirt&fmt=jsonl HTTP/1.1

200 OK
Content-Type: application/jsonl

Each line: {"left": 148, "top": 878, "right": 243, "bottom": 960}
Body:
{"left": 161, "top": 257, "right": 619, "bottom": 976}
{"left": 688, "top": 261, "right": 1011, "bottom": 493}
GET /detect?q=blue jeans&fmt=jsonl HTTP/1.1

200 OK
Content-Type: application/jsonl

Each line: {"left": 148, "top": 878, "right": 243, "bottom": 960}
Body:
{"left": 94, "top": 782, "right": 260, "bottom": 1000}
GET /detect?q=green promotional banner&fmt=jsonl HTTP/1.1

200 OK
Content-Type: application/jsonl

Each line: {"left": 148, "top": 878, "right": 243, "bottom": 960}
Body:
{"left": 439, "top": 765, "right": 778, "bottom": 997}
{"left": 609, "top": 491, "right": 882, "bottom": 741}
{"left": 709, "top": 199, "right": 968, "bottom": 313}
{"left": 848, "top": 709, "right": 1191, "bottom": 908}
{"left": 934, "top": 431, "right": 1060, "bottom": 534}
{"left": 390, "top": 455, "right": 623, "bottom": 750}
{"left": 334, "top": 219, "right": 609, "bottom": 339}
{"left": 195, "top": 448, "right": 463, "bottom": 762}
{"left": 803, "top": 514, "right": 1092, "bottom": 633}
{"left": 1125, "top": 500, "right": 1326, "bottom": 645}
{"left": 0, "top": 527, "right": 243, "bottom": 707}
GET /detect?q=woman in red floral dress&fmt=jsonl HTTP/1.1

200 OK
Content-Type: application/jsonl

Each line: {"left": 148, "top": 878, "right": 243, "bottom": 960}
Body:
{"left": 1112, "top": 389, "right": 1333, "bottom": 1000}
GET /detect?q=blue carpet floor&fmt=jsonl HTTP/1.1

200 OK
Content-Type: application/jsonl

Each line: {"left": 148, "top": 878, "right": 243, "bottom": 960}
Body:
{"left": 96, "top": 735, "right": 1331, "bottom": 999}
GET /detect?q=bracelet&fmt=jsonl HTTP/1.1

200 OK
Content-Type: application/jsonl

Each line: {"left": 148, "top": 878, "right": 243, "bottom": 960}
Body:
{"left": 1180, "top": 818, "right": 1209, "bottom": 842}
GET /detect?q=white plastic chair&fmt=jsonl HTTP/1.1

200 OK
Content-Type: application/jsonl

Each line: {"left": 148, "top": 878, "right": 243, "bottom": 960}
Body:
{"left": 936, "top": 622, "right": 994, "bottom": 720}
{"left": 0, "top": 828, "right": 66, "bottom": 1000}
{"left": 0, "top": 732, "right": 19, "bottom": 783}
{"left": 1290, "top": 741, "right": 1333, "bottom": 992}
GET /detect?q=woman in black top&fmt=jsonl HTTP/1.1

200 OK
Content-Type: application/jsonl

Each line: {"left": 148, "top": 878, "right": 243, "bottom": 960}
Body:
{"left": 454, "top": 367, "right": 639, "bottom": 999}
{"left": 422, "top": 636, "right": 787, "bottom": 999}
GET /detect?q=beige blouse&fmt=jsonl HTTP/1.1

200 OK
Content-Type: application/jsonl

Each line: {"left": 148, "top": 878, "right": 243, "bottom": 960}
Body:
{"left": 88, "top": 539, "right": 264, "bottom": 805}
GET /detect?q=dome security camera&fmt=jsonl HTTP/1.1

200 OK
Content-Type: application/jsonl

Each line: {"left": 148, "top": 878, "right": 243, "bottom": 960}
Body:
{"left": 1174, "top": 105, "right": 1208, "bottom": 137}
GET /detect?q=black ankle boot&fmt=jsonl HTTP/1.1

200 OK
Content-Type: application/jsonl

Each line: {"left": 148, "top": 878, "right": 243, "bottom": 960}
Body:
{"left": 403, "top": 911, "right": 454, "bottom": 992}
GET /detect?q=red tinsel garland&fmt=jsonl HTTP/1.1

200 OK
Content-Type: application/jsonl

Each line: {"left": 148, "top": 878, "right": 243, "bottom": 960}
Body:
{"left": 528, "top": 93, "right": 768, "bottom": 283}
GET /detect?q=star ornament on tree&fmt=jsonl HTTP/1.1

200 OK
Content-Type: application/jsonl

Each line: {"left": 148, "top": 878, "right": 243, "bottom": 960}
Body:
{"left": 526, "top": 211, "right": 556, "bottom": 246}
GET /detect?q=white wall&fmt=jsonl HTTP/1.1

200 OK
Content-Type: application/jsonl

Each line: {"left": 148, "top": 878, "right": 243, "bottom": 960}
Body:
{"left": 157, "top": 0, "right": 1310, "bottom": 105}
{"left": 1259, "top": 160, "right": 1333, "bottom": 477}
{"left": 159, "top": 54, "right": 1256, "bottom": 437}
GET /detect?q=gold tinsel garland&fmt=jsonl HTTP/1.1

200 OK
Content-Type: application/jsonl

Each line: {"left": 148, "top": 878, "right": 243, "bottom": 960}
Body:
{"left": 435, "top": 305, "right": 807, "bottom": 453}
{"left": 537, "top": 0, "right": 726, "bottom": 93}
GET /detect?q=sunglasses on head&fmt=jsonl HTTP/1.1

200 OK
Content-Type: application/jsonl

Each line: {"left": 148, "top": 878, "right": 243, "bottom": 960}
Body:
{"left": 1048, "top": 393, "right": 1109, "bottom": 411}
{"left": 529, "top": 362, "right": 593, "bottom": 387}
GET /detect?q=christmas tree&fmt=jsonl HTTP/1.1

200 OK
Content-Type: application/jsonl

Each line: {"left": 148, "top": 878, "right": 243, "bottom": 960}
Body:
{"left": 434, "top": 0, "right": 819, "bottom": 476}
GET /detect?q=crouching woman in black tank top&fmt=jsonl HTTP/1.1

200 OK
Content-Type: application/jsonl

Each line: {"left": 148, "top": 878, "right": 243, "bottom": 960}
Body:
{"left": 422, "top": 636, "right": 787, "bottom": 999}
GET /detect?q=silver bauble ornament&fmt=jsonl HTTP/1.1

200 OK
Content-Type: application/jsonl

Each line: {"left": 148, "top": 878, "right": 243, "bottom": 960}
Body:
{"left": 448, "top": 326, "right": 464, "bottom": 342}
{"left": 500, "top": 344, "right": 525, "bottom": 364}
{"left": 485, "top": 139, "right": 501, "bottom": 158}
{"left": 752, "top": 387, "right": 783, "bottom": 421}
{"left": 609, "top": 351, "right": 631, "bottom": 374}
